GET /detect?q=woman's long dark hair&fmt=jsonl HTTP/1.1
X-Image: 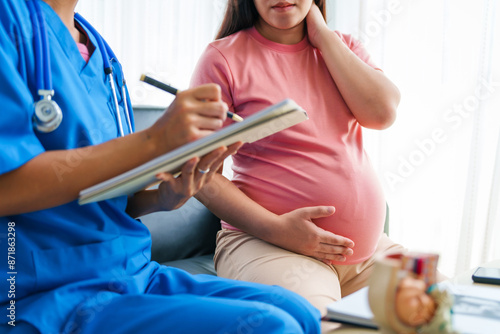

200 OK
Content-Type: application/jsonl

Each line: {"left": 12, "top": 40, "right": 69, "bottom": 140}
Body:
{"left": 216, "top": 0, "right": 326, "bottom": 39}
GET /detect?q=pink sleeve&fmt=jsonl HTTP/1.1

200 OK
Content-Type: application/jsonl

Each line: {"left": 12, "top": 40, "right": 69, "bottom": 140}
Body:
{"left": 334, "top": 31, "right": 381, "bottom": 71}
{"left": 190, "top": 44, "right": 235, "bottom": 111}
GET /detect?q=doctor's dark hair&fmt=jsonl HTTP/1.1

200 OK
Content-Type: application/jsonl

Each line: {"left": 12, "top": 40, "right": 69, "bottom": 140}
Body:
{"left": 216, "top": 0, "right": 326, "bottom": 40}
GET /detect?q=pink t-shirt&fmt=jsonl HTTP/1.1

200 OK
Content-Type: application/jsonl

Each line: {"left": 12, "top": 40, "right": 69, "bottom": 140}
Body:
{"left": 77, "top": 42, "right": 90, "bottom": 62}
{"left": 75, "top": 21, "right": 94, "bottom": 63}
{"left": 191, "top": 27, "right": 386, "bottom": 265}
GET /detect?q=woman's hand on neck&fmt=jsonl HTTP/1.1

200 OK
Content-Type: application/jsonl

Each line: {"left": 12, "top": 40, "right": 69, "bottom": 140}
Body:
{"left": 43, "top": 0, "right": 83, "bottom": 43}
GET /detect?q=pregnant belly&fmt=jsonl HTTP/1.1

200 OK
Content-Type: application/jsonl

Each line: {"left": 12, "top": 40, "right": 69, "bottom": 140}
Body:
{"left": 236, "top": 168, "right": 387, "bottom": 265}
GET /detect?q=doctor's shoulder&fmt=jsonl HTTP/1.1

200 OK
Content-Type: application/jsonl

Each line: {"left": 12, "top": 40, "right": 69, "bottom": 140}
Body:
{"left": 0, "top": 0, "right": 34, "bottom": 51}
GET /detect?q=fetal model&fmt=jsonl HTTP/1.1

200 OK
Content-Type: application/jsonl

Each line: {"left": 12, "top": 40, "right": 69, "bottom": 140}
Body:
{"left": 368, "top": 253, "right": 458, "bottom": 334}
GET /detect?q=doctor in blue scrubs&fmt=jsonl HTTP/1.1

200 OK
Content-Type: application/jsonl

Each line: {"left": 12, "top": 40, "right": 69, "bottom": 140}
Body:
{"left": 0, "top": 0, "right": 321, "bottom": 333}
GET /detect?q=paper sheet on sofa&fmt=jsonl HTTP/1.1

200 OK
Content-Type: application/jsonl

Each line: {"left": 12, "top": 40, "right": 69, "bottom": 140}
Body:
{"left": 79, "top": 99, "right": 308, "bottom": 205}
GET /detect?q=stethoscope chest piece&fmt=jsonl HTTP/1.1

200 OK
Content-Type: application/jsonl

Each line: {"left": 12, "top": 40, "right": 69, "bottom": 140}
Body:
{"left": 33, "top": 89, "right": 63, "bottom": 133}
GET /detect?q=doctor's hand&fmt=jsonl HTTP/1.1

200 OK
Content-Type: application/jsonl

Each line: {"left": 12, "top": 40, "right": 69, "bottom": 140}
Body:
{"left": 271, "top": 206, "right": 355, "bottom": 263}
{"left": 125, "top": 142, "right": 241, "bottom": 218}
{"left": 155, "top": 142, "right": 242, "bottom": 211}
{"left": 149, "top": 83, "right": 228, "bottom": 154}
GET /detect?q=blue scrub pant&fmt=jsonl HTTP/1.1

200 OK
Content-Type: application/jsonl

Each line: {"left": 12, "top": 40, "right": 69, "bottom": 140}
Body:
{"left": 3, "top": 266, "right": 320, "bottom": 334}
{"left": 67, "top": 267, "right": 320, "bottom": 334}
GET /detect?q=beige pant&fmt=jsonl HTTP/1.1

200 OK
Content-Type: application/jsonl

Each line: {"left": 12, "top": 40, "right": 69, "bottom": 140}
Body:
{"left": 214, "top": 229, "right": 405, "bottom": 316}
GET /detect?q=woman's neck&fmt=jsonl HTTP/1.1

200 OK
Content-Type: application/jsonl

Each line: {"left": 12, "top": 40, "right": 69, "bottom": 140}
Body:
{"left": 43, "top": 0, "right": 82, "bottom": 43}
{"left": 255, "top": 19, "right": 306, "bottom": 45}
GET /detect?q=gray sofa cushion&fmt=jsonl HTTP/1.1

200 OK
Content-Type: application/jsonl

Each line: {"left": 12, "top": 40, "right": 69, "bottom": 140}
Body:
{"left": 162, "top": 254, "right": 217, "bottom": 275}
{"left": 133, "top": 106, "right": 165, "bottom": 133}
{"left": 139, "top": 197, "right": 220, "bottom": 264}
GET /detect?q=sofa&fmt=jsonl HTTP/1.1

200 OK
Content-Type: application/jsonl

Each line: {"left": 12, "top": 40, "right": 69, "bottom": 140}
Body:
{"left": 140, "top": 197, "right": 220, "bottom": 275}
{"left": 134, "top": 106, "right": 219, "bottom": 275}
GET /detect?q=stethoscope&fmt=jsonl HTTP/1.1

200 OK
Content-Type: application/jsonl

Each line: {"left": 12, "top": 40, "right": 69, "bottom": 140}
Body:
{"left": 26, "top": 0, "right": 133, "bottom": 136}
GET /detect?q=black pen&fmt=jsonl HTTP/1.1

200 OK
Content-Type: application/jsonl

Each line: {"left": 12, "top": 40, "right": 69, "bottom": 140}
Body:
{"left": 140, "top": 74, "right": 244, "bottom": 122}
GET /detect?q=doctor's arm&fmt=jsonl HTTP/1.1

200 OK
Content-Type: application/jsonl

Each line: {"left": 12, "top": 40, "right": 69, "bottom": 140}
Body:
{"left": 195, "top": 173, "right": 354, "bottom": 263}
{"left": 0, "top": 85, "right": 232, "bottom": 217}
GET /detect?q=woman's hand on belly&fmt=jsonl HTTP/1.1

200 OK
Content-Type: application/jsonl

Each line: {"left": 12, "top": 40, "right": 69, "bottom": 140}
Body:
{"left": 269, "top": 206, "right": 355, "bottom": 263}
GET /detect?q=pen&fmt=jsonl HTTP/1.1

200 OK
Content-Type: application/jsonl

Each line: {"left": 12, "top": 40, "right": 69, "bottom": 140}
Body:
{"left": 140, "top": 74, "right": 244, "bottom": 122}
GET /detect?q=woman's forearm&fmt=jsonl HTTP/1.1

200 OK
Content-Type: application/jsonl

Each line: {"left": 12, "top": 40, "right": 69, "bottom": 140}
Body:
{"left": 195, "top": 174, "right": 281, "bottom": 238}
{"left": 317, "top": 30, "right": 400, "bottom": 129}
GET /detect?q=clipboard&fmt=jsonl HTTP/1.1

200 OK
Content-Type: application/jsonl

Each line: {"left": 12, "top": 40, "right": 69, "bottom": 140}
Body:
{"left": 78, "top": 99, "right": 308, "bottom": 205}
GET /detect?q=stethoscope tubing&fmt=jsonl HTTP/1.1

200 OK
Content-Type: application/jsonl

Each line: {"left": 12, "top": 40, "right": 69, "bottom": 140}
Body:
{"left": 122, "top": 85, "right": 133, "bottom": 135}
{"left": 27, "top": 0, "right": 46, "bottom": 93}
{"left": 27, "top": 0, "right": 133, "bottom": 136}
{"left": 34, "top": 0, "right": 52, "bottom": 91}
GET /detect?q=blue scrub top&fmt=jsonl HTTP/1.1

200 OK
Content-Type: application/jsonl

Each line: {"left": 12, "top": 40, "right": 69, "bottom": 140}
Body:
{"left": 0, "top": 0, "right": 154, "bottom": 330}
